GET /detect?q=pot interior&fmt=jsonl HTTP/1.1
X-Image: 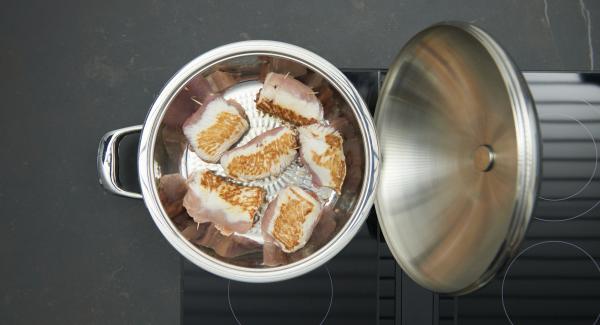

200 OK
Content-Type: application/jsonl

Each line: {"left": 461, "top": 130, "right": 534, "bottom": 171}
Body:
{"left": 151, "top": 53, "right": 367, "bottom": 269}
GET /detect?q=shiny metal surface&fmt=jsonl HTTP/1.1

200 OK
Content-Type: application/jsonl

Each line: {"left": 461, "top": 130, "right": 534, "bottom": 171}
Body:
{"left": 374, "top": 23, "right": 540, "bottom": 295}
{"left": 135, "top": 41, "right": 379, "bottom": 282}
{"left": 97, "top": 125, "right": 144, "bottom": 199}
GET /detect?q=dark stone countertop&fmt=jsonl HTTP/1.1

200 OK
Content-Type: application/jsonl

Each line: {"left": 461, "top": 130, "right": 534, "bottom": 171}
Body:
{"left": 1, "top": 0, "right": 598, "bottom": 324}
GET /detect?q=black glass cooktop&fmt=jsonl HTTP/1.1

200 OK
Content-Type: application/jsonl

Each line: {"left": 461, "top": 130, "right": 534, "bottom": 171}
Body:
{"left": 182, "top": 71, "right": 600, "bottom": 325}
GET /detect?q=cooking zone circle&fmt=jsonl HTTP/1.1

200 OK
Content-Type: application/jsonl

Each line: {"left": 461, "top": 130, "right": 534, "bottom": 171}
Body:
{"left": 536, "top": 101, "right": 600, "bottom": 222}
{"left": 538, "top": 113, "right": 597, "bottom": 202}
{"left": 227, "top": 266, "right": 333, "bottom": 324}
{"left": 501, "top": 241, "right": 600, "bottom": 325}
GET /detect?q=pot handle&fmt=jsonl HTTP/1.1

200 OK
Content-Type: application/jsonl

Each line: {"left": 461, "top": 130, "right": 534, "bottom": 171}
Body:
{"left": 97, "top": 125, "right": 144, "bottom": 199}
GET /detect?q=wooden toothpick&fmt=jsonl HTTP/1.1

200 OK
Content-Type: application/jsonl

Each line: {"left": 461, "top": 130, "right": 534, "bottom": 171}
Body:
{"left": 190, "top": 96, "right": 203, "bottom": 106}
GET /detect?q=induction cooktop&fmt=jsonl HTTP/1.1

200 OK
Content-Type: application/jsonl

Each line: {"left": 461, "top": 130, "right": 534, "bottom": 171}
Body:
{"left": 181, "top": 70, "right": 600, "bottom": 325}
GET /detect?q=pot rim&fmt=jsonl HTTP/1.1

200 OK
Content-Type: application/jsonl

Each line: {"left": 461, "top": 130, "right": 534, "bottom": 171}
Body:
{"left": 137, "top": 40, "right": 380, "bottom": 282}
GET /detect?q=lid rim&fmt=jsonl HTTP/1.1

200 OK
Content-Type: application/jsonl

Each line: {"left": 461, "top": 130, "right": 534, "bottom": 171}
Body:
{"left": 374, "top": 22, "right": 541, "bottom": 295}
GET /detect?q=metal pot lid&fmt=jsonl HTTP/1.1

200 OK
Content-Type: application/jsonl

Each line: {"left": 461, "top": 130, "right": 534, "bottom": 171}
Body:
{"left": 374, "top": 22, "right": 541, "bottom": 295}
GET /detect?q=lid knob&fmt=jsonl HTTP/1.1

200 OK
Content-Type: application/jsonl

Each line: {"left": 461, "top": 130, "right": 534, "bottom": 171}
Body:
{"left": 473, "top": 145, "right": 495, "bottom": 172}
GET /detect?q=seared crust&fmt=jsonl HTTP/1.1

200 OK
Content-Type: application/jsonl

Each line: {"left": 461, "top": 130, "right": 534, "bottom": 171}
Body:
{"left": 182, "top": 97, "right": 249, "bottom": 163}
{"left": 262, "top": 186, "right": 322, "bottom": 253}
{"left": 195, "top": 111, "right": 247, "bottom": 157}
{"left": 272, "top": 187, "right": 315, "bottom": 251}
{"left": 183, "top": 170, "right": 265, "bottom": 235}
{"left": 254, "top": 72, "right": 323, "bottom": 126}
{"left": 256, "top": 89, "right": 319, "bottom": 126}
{"left": 313, "top": 133, "right": 346, "bottom": 193}
{"left": 298, "top": 124, "right": 346, "bottom": 193}
{"left": 198, "top": 171, "right": 264, "bottom": 218}
{"left": 221, "top": 127, "right": 298, "bottom": 181}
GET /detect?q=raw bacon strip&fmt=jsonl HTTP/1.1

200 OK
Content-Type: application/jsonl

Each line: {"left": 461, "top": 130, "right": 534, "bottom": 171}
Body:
{"left": 161, "top": 126, "right": 187, "bottom": 163}
{"left": 255, "top": 72, "right": 323, "bottom": 126}
{"left": 206, "top": 70, "right": 239, "bottom": 93}
{"left": 297, "top": 73, "right": 335, "bottom": 111}
{"left": 261, "top": 186, "right": 322, "bottom": 253}
{"left": 183, "top": 171, "right": 265, "bottom": 235}
{"left": 259, "top": 57, "right": 308, "bottom": 80}
{"left": 182, "top": 223, "right": 262, "bottom": 259}
{"left": 183, "top": 97, "right": 249, "bottom": 163}
{"left": 171, "top": 212, "right": 195, "bottom": 232}
{"left": 165, "top": 75, "right": 213, "bottom": 128}
{"left": 298, "top": 124, "right": 346, "bottom": 193}
{"left": 221, "top": 126, "right": 297, "bottom": 181}
{"left": 158, "top": 174, "right": 188, "bottom": 217}
{"left": 262, "top": 239, "right": 289, "bottom": 267}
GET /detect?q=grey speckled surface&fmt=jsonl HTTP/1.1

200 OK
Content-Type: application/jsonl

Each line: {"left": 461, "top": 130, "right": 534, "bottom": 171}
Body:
{"left": 0, "top": 0, "right": 598, "bottom": 324}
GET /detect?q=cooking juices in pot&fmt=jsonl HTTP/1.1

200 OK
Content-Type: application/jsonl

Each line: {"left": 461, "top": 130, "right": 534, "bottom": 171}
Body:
{"left": 154, "top": 56, "right": 366, "bottom": 268}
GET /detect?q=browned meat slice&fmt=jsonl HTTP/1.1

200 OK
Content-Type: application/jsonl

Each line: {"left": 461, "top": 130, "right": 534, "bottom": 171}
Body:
{"left": 261, "top": 186, "right": 322, "bottom": 253}
{"left": 183, "top": 170, "right": 265, "bottom": 235}
{"left": 220, "top": 126, "right": 298, "bottom": 181}
{"left": 263, "top": 213, "right": 337, "bottom": 266}
{"left": 298, "top": 124, "right": 346, "bottom": 193}
{"left": 182, "top": 96, "right": 249, "bottom": 163}
{"left": 255, "top": 72, "right": 323, "bottom": 126}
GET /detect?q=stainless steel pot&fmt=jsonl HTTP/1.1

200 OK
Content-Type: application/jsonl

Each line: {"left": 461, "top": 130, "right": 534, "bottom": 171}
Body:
{"left": 98, "top": 22, "right": 543, "bottom": 295}
{"left": 98, "top": 41, "right": 380, "bottom": 282}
